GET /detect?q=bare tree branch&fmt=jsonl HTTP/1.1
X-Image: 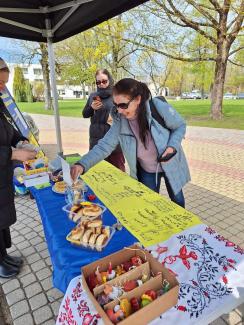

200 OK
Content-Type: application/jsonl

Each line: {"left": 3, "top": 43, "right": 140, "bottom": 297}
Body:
{"left": 117, "top": 65, "right": 136, "bottom": 78}
{"left": 228, "top": 46, "right": 244, "bottom": 56}
{"left": 208, "top": 0, "right": 222, "bottom": 12}
{"left": 121, "top": 36, "right": 216, "bottom": 62}
{"left": 186, "top": 0, "right": 219, "bottom": 28}
{"left": 227, "top": 0, "right": 244, "bottom": 43}
{"left": 155, "top": 0, "right": 217, "bottom": 44}
{"left": 228, "top": 58, "right": 244, "bottom": 67}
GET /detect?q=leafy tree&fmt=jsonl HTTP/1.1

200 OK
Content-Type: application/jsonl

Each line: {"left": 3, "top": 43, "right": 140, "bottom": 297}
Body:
{"left": 32, "top": 81, "right": 44, "bottom": 101}
{"left": 25, "top": 80, "right": 33, "bottom": 102}
{"left": 13, "top": 67, "right": 27, "bottom": 102}
{"left": 55, "top": 30, "right": 109, "bottom": 97}
{"left": 16, "top": 41, "right": 53, "bottom": 110}
{"left": 126, "top": 0, "right": 244, "bottom": 119}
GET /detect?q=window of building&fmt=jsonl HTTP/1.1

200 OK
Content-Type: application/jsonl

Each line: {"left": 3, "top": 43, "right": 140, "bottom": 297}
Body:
{"left": 22, "top": 68, "right": 28, "bottom": 74}
{"left": 34, "top": 68, "right": 42, "bottom": 76}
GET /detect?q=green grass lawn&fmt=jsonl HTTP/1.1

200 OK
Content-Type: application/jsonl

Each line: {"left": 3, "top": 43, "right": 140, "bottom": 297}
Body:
{"left": 17, "top": 98, "right": 244, "bottom": 130}
{"left": 18, "top": 99, "right": 86, "bottom": 118}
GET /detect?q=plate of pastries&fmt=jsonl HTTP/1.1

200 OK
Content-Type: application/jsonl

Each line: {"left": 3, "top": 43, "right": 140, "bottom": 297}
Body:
{"left": 63, "top": 201, "right": 106, "bottom": 223}
{"left": 66, "top": 219, "right": 115, "bottom": 251}
{"left": 52, "top": 181, "right": 68, "bottom": 194}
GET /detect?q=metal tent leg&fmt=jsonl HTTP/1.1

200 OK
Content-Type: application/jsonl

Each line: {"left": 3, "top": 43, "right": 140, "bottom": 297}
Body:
{"left": 47, "top": 37, "right": 63, "bottom": 156}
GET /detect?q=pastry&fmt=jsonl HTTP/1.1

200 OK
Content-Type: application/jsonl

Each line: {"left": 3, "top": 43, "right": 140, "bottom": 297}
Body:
{"left": 96, "top": 234, "right": 107, "bottom": 248}
{"left": 69, "top": 205, "right": 81, "bottom": 220}
{"left": 102, "top": 226, "right": 110, "bottom": 238}
{"left": 82, "top": 229, "right": 93, "bottom": 243}
{"left": 120, "top": 298, "right": 132, "bottom": 317}
{"left": 145, "top": 290, "right": 157, "bottom": 300}
{"left": 123, "top": 280, "right": 138, "bottom": 292}
{"left": 70, "top": 225, "right": 84, "bottom": 241}
{"left": 87, "top": 219, "right": 102, "bottom": 228}
{"left": 130, "top": 297, "right": 140, "bottom": 312}
{"left": 72, "top": 213, "right": 82, "bottom": 223}
{"left": 95, "top": 226, "right": 102, "bottom": 234}
{"left": 89, "top": 233, "right": 99, "bottom": 245}
{"left": 82, "top": 204, "right": 103, "bottom": 217}
{"left": 54, "top": 181, "right": 67, "bottom": 193}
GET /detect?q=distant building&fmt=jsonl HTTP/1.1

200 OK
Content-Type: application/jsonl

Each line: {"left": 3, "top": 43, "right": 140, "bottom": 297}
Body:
{"left": 7, "top": 63, "right": 43, "bottom": 95}
{"left": 6, "top": 62, "right": 88, "bottom": 99}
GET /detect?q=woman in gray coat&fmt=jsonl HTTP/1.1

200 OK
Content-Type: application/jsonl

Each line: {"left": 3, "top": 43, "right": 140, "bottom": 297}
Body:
{"left": 71, "top": 78, "right": 190, "bottom": 207}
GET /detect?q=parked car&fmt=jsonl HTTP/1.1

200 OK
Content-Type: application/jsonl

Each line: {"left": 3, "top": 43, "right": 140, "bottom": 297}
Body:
{"left": 181, "top": 91, "right": 207, "bottom": 99}
{"left": 236, "top": 93, "right": 244, "bottom": 99}
{"left": 22, "top": 112, "right": 40, "bottom": 141}
{"left": 223, "top": 93, "right": 236, "bottom": 99}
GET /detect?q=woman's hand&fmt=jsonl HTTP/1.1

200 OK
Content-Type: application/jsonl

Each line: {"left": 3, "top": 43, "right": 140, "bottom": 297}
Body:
{"left": 91, "top": 100, "right": 103, "bottom": 110}
{"left": 71, "top": 164, "right": 84, "bottom": 181}
{"left": 11, "top": 149, "right": 36, "bottom": 162}
{"left": 158, "top": 147, "right": 176, "bottom": 163}
{"left": 107, "top": 114, "right": 113, "bottom": 125}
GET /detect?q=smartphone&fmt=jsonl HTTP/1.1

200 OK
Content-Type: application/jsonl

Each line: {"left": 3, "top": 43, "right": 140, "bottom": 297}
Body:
{"left": 157, "top": 150, "right": 177, "bottom": 162}
{"left": 93, "top": 95, "right": 101, "bottom": 101}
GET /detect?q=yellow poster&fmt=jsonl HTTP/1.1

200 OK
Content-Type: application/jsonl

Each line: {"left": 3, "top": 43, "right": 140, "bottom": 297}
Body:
{"left": 82, "top": 161, "right": 202, "bottom": 247}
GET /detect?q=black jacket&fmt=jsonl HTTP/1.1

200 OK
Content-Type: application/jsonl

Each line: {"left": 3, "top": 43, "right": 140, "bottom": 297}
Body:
{"left": 0, "top": 97, "right": 25, "bottom": 229}
{"left": 83, "top": 92, "right": 121, "bottom": 153}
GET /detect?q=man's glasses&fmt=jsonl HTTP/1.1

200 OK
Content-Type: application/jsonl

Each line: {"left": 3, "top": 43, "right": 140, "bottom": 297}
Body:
{"left": 113, "top": 97, "right": 134, "bottom": 110}
{"left": 96, "top": 79, "right": 108, "bottom": 86}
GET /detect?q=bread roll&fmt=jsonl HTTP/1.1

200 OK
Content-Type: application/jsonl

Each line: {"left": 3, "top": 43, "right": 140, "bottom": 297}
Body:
{"left": 87, "top": 219, "right": 102, "bottom": 228}
{"left": 95, "top": 226, "right": 102, "bottom": 234}
{"left": 70, "top": 226, "right": 84, "bottom": 241}
{"left": 82, "top": 204, "right": 102, "bottom": 217}
{"left": 82, "top": 229, "right": 93, "bottom": 243}
{"left": 89, "top": 233, "right": 99, "bottom": 245}
{"left": 102, "top": 226, "right": 110, "bottom": 238}
{"left": 96, "top": 234, "right": 107, "bottom": 248}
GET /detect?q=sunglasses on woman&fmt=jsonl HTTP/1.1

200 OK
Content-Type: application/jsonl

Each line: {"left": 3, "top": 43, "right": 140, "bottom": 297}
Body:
{"left": 96, "top": 79, "right": 108, "bottom": 86}
{"left": 113, "top": 97, "right": 134, "bottom": 110}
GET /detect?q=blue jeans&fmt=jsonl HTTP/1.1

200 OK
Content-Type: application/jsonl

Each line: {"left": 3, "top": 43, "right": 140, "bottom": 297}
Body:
{"left": 137, "top": 164, "right": 185, "bottom": 208}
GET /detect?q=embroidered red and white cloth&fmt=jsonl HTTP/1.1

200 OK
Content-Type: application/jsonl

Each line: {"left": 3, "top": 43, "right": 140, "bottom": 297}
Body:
{"left": 56, "top": 224, "right": 244, "bottom": 325}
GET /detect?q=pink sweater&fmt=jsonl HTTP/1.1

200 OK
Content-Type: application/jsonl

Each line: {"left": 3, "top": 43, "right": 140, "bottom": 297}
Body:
{"left": 128, "top": 118, "right": 162, "bottom": 173}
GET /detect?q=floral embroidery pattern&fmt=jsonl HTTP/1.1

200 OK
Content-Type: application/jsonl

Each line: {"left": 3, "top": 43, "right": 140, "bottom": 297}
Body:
{"left": 205, "top": 227, "right": 244, "bottom": 255}
{"left": 174, "top": 233, "right": 233, "bottom": 318}
{"left": 58, "top": 296, "right": 78, "bottom": 325}
{"left": 71, "top": 281, "right": 83, "bottom": 303}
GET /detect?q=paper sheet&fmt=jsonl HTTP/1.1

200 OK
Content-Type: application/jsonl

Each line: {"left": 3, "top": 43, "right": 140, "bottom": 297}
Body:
{"left": 61, "top": 157, "right": 72, "bottom": 186}
{"left": 82, "top": 161, "right": 202, "bottom": 246}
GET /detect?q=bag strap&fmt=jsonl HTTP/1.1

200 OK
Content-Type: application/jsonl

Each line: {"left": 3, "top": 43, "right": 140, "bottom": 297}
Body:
{"left": 149, "top": 96, "right": 169, "bottom": 131}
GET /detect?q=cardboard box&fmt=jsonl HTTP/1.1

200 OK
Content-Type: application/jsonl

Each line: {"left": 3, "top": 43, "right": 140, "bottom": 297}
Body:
{"left": 81, "top": 245, "right": 179, "bottom": 325}
{"left": 24, "top": 172, "right": 49, "bottom": 187}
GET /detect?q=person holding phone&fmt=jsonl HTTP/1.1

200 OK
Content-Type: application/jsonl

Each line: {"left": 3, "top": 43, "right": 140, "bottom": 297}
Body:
{"left": 72, "top": 78, "right": 190, "bottom": 207}
{"left": 82, "top": 69, "right": 125, "bottom": 172}
{"left": 0, "top": 58, "right": 37, "bottom": 278}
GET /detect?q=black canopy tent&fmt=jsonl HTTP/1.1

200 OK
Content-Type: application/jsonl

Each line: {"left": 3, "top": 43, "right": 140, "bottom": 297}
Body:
{"left": 0, "top": 0, "right": 148, "bottom": 154}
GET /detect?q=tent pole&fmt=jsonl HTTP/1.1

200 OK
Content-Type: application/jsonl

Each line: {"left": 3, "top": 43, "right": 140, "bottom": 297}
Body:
{"left": 47, "top": 37, "right": 63, "bottom": 156}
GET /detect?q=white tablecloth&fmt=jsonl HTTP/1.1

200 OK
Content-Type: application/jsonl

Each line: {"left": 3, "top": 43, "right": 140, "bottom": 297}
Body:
{"left": 56, "top": 224, "right": 244, "bottom": 325}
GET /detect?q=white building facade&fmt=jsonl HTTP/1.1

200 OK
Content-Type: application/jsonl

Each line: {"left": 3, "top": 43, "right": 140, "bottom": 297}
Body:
{"left": 7, "top": 63, "right": 87, "bottom": 99}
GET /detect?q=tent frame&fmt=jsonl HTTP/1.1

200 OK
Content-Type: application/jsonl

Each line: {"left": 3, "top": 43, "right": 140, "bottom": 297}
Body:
{"left": 0, "top": 0, "right": 94, "bottom": 154}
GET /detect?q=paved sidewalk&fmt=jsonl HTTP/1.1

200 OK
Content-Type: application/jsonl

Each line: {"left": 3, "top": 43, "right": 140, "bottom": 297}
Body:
{"left": 0, "top": 114, "right": 243, "bottom": 324}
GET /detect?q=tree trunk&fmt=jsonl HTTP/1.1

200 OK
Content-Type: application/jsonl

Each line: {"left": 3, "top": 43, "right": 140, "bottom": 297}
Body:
{"left": 82, "top": 83, "right": 86, "bottom": 99}
{"left": 39, "top": 43, "right": 53, "bottom": 110}
{"left": 210, "top": 39, "right": 230, "bottom": 119}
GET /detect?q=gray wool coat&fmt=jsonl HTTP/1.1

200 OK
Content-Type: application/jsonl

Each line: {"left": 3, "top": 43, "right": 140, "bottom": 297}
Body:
{"left": 79, "top": 97, "right": 191, "bottom": 195}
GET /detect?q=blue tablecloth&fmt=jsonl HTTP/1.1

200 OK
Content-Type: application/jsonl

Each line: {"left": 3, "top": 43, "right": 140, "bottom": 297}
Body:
{"left": 31, "top": 186, "right": 137, "bottom": 293}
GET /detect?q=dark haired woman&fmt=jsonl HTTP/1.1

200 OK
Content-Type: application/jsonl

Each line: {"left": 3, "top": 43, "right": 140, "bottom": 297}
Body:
{"left": 82, "top": 69, "right": 125, "bottom": 171}
{"left": 0, "top": 58, "right": 36, "bottom": 277}
{"left": 73, "top": 78, "right": 190, "bottom": 207}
